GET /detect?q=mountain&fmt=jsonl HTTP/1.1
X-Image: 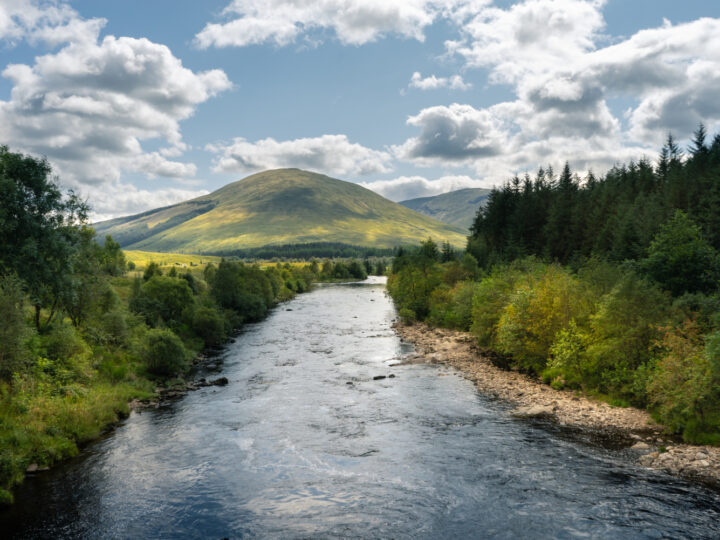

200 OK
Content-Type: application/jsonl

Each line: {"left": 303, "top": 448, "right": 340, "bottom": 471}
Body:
{"left": 93, "top": 169, "right": 467, "bottom": 253}
{"left": 400, "top": 188, "right": 491, "bottom": 231}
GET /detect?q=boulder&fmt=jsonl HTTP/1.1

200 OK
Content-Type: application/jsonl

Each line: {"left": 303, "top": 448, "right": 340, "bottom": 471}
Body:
{"left": 210, "top": 377, "right": 229, "bottom": 386}
{"left": 373, "top": 375, "right": 387, "bottom": 381}
{"left": 511, "top": 404, "right": 555, "bottom": 418}
{"left": 631, "top": 442, "right": 651, "bottom": 451}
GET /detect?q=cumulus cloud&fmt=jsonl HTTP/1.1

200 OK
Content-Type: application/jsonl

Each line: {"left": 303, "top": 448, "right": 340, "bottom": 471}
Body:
{"left": 87, "top": 184, "right": 210, "bottom": 223}
{"left": 194, "top": 0, "right": 491, "bottom": 48}
{"left": 394, "top": 103, "right": 507, "bottom": 163}
{"left": 0, "top": 0, "right": 104, "bottom": 46}
{"left": 207, "top": 134, "right": 392, "bottom": 177}
{"left": 393, "top": 0, "right": 720, "bottom": 181}
{"left": 360, "top": 174, "right": 488, "bottom": 201}
{"left": 0, "top": 0, "right": 231, "bottom": 218}
{"left": 408, "top": 71, "right": 470, "bottom": 91}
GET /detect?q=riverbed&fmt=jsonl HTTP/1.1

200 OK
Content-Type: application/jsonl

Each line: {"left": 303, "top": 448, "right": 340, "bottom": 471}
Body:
{"left": 2, "top": 277, "right": 720, "bottom": 538}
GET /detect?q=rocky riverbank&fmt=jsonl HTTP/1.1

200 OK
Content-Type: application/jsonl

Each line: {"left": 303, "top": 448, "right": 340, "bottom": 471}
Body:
{"left": 394, "top": 321, "right": 720, "bottom": 487}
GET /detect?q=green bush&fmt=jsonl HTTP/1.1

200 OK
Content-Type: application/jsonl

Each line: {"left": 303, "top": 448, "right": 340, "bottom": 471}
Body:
{"left": 43, "top": 323, "right": 89, "bottom": 363}
{"left": 192, "top": 306, "right": 227, "bottom": 347}
{"left": 141, "top": 328, "right": 189, "bottom": 377}
{"left": 101, "top": 310, "right": 129, "bottom": 346}
{"left": 648, "top": 322, "right": 720, "bottom": 443}
{"left": 131, "top": 275, "right": 194, "bottom": 327}
{"left": 495, "top": 265, "right": 592, "bottom": 373}
{"left": 583, "top": 272, "right": 669, "bottom": 402}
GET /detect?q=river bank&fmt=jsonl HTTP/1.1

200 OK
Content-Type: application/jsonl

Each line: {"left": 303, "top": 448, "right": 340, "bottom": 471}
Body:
{"left": 394, "top": 320, "right": 720, "bottom": 487}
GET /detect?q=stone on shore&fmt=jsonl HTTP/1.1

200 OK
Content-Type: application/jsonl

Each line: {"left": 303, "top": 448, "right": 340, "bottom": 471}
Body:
{"left": 511, "top": 404, "right": 555, "bottom": 418}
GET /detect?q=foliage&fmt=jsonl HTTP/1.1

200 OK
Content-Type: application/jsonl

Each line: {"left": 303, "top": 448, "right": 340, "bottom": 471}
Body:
{"left": 639, "top": 211, "right": 720, "bottom": 296}
{"left": 140, "top": 328, "right": 189, "bottom": 377}
{"left": 192, "top": 306, "right": 227, "bottom": 347}
{"left": 0, "top": 276, "right": 31, "bottom": 380}
{"left": 648, "top": 321, "right": 720, "bottom": 444}
{"left": 130, "top": 276, "right": 194, "bottom": 328}
{"left": 495, "top": 265, "right": 592, "bottom": 373}
{"left": 0, "top": 146, "right": 90, "bottom": 330}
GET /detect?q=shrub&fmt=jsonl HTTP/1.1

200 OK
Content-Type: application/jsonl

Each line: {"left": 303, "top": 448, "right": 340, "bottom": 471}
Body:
{"left": 131, "top": 276, "right": 194, "bottom": 327}
{"left": 192, "top": 306, "right": 227, "bottom": 347}
{"left": 647, "top": 320, "right": 720, "bottom": 443}
{"left": 583, "top": 272, "right": 669, "bottom": 402}
{"left": 43, "top": 323, "right": 89, "bottom": 362}
{"left": 398, "top": 308, "right": 416, "bottom": 322}
{"left": 102, "top": 310, "right": 129, "bottom": 346}
{"left": 547, "top": 319, "right": 589, "bottom": 389}
{"left": 495, "top": 265, "right": 592, "bottom": 373}
{"left": 141, "top": 328, "right": 189, "bottom": 377}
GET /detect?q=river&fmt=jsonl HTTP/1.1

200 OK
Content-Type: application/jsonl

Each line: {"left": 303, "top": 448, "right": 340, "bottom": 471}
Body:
{"left": 2, "top": 277, "right": 720, "bottom": 539}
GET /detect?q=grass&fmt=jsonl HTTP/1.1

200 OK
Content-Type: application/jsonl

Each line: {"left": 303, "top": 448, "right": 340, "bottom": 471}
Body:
{"left": 0, "top": 374, "right": 153, "bottom": 503}
{"left": 124, "top": 250, "right": 222, "bottom": 271}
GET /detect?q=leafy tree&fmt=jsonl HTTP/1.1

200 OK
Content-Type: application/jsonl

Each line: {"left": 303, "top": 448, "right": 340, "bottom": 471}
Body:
{"left": 640, "top": 211, "right": 720, "bottom": 295}
{"left": 0, "top": 276, "right": 31, "bottom": 380}
{"left": 143, "top": 262, "right": 163, "bottom": 281}
{"left": 0, "top": 146, "right": 89, "bottom": 330}
{"left": 131, "top": 276, "right": 194, "bottom": 327}
{"left": 141, "top": 328, "right": 190, "bottom": 377}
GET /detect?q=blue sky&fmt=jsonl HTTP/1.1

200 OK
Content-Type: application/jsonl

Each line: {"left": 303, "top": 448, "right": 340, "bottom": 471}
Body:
{"left": 1, "top": 0, "right": 720, "bottom": 220}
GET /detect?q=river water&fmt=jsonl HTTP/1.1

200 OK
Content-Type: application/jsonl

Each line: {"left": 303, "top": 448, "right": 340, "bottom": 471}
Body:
{"left": 2, "top": 277, "right": 720, "bottom": 539}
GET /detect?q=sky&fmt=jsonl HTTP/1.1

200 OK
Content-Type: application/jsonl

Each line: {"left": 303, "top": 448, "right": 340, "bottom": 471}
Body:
{"left": 1, "top": 0, "right": 720, "bottom": 221}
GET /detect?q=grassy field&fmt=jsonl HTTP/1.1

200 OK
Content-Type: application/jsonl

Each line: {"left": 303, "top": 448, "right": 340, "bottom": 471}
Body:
{"left": 124, "top": 250, "right": 222, "bottom": 271}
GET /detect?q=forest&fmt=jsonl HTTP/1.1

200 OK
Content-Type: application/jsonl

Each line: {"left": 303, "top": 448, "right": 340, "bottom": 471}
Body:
{"left": 0, "top": 145, "right": 381, "bottom": 503}
{"left": 389, "top": 125, "right": 720, "bottom": 446}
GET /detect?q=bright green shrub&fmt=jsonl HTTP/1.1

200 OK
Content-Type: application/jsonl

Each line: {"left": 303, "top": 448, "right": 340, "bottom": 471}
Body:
{"left": 547, "top": 319, "right": 589, "bottom": 389}
{"left": 141, "top": 328, "right": 189, "bottom": 377}
{"left": 648, "top": 321, "right": 720, "bottom": 443}
{"left": 495, "top": 265, "right": 592, "bottom": 373}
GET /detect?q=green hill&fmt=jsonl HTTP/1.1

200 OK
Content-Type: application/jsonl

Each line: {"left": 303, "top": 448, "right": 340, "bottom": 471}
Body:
{"left": 400, "top": 188, "right": 491, "bottom": 231}
{"left": 93, "top": 169, "right": 467, "bottom": 253}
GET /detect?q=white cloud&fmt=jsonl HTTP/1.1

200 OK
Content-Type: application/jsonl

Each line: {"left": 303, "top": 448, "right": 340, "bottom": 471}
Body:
{"left": 392, "top": 1, "right": 720, "bottom": 184}
{"left": 449, "top": 0, "right": 607, "bottom": 84}
{"left": 0, "top": 3, "right": 231, "bottom": 197}
{"left": 207, "top": 134, "right": 392, "bottom": 177}
{"left": 361, "top": 174, "right": 488, "bottom": 201}
{"left": 408, "top": 71, "right": 471, "bottom": 91}
{"left": 194, "top": 0, "right": 491, "bottom": 48}
{"left": 394, "top": 103, "right": 508, "bottom": 164}
{"left": 87, "top": 184, "right": 210, "bottom": 223}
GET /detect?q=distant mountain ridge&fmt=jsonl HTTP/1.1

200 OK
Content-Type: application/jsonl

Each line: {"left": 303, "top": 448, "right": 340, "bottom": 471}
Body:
{"left": 400, "top": 188, "right": 491, "bottom": 230}
{"left": 94, "top": 169, "right": 467, "bottom": 253}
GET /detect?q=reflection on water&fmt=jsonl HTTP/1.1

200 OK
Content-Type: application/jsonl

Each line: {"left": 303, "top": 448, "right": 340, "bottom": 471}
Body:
{"left": 2, "top": 276, "right": 720, "bottom": 539}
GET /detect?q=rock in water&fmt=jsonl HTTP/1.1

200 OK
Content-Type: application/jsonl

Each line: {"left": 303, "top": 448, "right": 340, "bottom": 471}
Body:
{"left": 210, "top": 377, "right": 229, "bottom": 386}
{"left": 373, "top": 375, "right": 387, "bottom": 381}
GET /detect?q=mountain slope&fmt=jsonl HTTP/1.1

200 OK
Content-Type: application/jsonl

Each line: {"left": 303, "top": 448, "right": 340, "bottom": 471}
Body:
{"left": 400, "top": 188, "right": 491, "bottom": 230}
{"left": 94, "top": 169, "right": 467, "bottom": 252}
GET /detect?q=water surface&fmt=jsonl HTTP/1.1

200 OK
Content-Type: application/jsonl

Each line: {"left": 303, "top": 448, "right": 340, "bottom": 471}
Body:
{"left": 3, "top": 277, "right": 720, "bottom": 539}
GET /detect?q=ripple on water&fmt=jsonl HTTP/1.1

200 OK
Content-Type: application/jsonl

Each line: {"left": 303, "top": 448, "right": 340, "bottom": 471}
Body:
{"left": 2, "top": 279, "right": 720, "bottom": 539}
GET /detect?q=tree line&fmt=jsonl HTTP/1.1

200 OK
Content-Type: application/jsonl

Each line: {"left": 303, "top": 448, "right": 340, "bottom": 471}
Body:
{"left": 389, "top": 126, "right": 720, "bottom": 446}
{"left": 0, "top": 146, "right": 383, "bottom": 502}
